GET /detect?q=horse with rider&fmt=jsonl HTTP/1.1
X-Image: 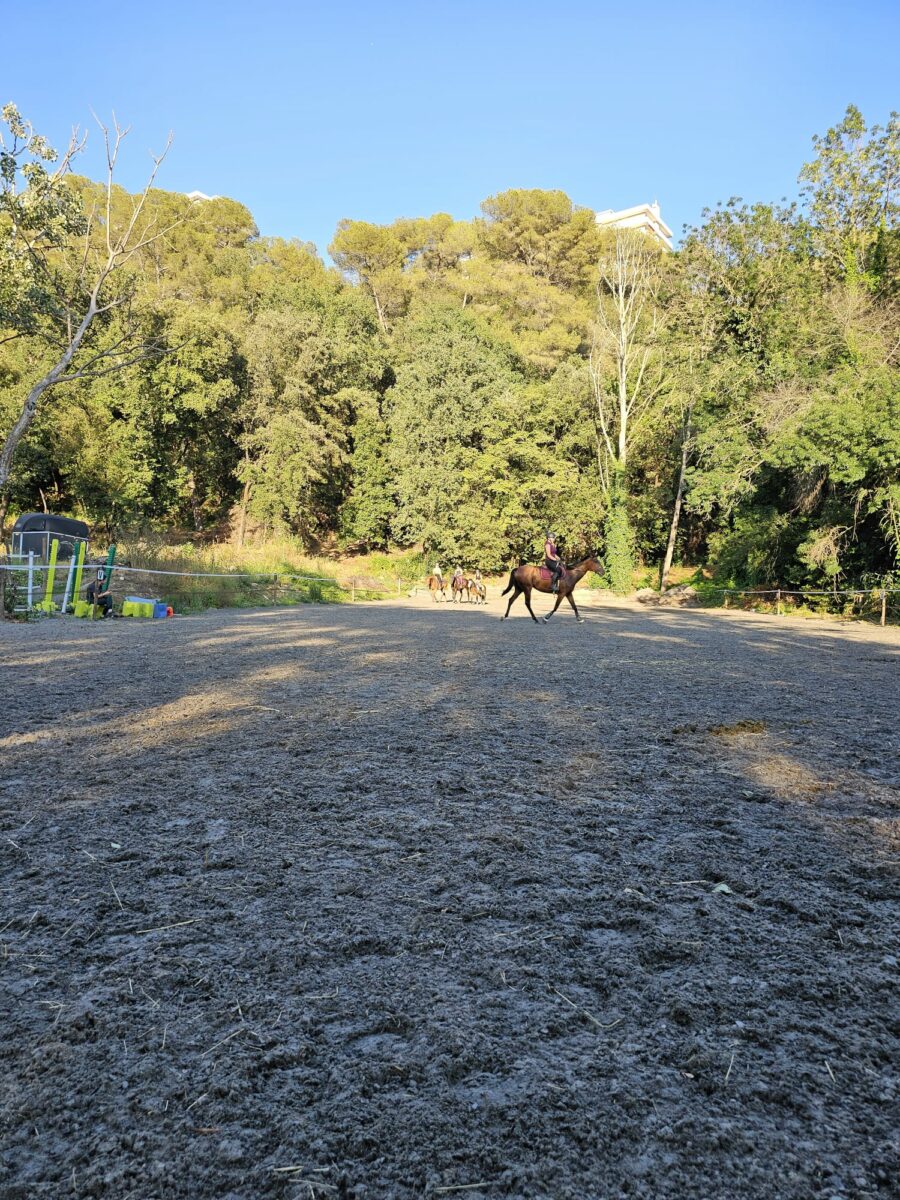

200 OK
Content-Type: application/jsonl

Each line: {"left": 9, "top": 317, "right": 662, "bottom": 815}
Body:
{"left": 427, "top": 560, "right": 487, "bottom": 603}
{"left": 500, "top": 530, "right": 603, "bottom": 623}
{"left": 426, "top": 561, "right": 448, "bottom": 601}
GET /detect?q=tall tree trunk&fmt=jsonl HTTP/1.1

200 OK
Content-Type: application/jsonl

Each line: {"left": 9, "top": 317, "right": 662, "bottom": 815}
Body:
{"left": 370, "top": 284, "right": 387, "bottom": 334}
{"left": 660, "top": 405, "right": 693, "bottom": 590}
{"left": 617, "top": 355, "right": 628, "bottom": 466}
{"left": 187, "top": 473, "right": 203, "bottom": 532}
{"left": 237, "top": 478, "right": 251, "bottom": 547}
{"left": 0, "top": 377, "right": 53, "bottom": 496}
{"left": 0, "top": 297, "right": 99, "bottom": 495}
{"left": 0, "top": 490, "right": 8, "bottom": 614}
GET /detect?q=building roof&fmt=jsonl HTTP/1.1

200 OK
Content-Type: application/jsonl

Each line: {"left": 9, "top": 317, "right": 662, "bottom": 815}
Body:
{"left": 595, "top": 201, "right": 673, "bottom": 249}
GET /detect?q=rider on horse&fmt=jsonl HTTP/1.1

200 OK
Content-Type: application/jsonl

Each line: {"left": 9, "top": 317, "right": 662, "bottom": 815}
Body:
{"left": 433, "top": 562, "right": 444, "bottom": 587}
{"left": 544, "top": 531, "right": 563, "bottom": 593}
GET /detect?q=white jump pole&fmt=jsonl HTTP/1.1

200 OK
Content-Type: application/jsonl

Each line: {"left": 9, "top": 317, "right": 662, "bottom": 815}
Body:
{"left": 27, "top": 551, "right": 34, "bottom": 609}
{"left": 61, "top": 551, "right": 77, "bottom": 614}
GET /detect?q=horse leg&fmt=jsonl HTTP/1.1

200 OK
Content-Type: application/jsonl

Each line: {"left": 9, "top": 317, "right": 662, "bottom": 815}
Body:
{"left": 525, "top": 585, "right": 540, "bottom": 624}
{"left": 501, "top": 585, "right": 522, "bottom": 620}
{"left": 542, "top": 592, "right": 564, "bottom": 623}
{"left": 565, "top": 591, "right": 585, "bottom": 623}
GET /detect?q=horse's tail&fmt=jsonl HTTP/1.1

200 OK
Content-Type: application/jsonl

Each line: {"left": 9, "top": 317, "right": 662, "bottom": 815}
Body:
{"left": 501, "top": 568, "right": 518, "bottom": 596}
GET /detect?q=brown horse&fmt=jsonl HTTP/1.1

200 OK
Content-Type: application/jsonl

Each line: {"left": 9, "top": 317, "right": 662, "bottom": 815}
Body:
{"left": 450, "top": 574, "right": 469, "bottom": 603}
{"left": 467, "top": 578, "right": 487, "bottom": 604}
{"left": 500, "top": 553, "right": 602, "bottom": 623}
{"left": 426, "top": 574, "right": 447, "bottom": 602}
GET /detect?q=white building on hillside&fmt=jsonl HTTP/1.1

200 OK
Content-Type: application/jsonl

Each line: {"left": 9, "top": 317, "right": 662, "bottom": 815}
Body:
{"left": 595, "top": 202, "right": 673, "bottom": 250}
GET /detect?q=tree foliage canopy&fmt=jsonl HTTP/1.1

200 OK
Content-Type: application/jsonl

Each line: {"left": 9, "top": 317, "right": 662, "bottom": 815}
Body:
{"left": 2, "top": 104, "right": 898, "bottom": 584}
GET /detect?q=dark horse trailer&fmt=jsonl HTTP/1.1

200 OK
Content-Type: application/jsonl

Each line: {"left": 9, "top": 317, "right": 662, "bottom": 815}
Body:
{"left": 10, "top": 513, "right": 90, "bottom": 561}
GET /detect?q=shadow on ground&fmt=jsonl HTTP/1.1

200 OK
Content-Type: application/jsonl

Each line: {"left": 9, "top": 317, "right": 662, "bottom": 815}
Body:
{"left": 1, "top": 597, "right": 898, "bottom": 1199}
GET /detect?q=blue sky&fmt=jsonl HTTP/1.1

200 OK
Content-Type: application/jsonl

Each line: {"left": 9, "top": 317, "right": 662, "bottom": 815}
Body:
{"left": 6, "top": 1, "right": 899, "bottom": 257}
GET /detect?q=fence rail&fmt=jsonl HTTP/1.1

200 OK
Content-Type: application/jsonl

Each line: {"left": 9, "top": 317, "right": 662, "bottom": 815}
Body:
{"left": 694, "top": 584, "right": 899, "bottom": 627}
{"left": 3, "top": 556, "right": 898, "bottom": 626}
{"left": 0, "top": 556, "right": 403, "bottom": 615}
{"left": 0, "top": 561, "right": 340, "bottom": 583}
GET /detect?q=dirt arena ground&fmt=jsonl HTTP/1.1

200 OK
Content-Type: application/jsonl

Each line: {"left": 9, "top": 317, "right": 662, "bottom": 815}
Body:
{"left": 1, "top": 589, "right": 898, "bottom": 1199}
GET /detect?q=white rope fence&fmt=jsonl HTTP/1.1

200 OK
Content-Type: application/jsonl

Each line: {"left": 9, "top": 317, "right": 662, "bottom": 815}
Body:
{"left": 713, "top": 586, "right": 897, "bottom": 597}
{"left": 0, "top": 562, "right": 340, "bottom": 583}
{"left": 3, "top": 557, "right": 897, "bottom": 624}
{"left": 697, "top": 584, "right": 900, "bottom": 627}
{"left": 0, "top": 556, "right": 400, "bottom": 614}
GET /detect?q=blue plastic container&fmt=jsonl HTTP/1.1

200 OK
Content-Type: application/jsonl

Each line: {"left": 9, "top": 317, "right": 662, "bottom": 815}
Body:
{"left": 153, "top": 602, "right": 168, "bottom": 619}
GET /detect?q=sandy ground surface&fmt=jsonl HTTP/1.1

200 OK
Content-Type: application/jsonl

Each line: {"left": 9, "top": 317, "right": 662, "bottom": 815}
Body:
{"left": 1, "top": 588, "right": 898, "bottom": 1200}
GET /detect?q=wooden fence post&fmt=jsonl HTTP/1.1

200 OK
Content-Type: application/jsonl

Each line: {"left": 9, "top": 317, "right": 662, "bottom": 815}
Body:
{"left": 775, "top": 589, "right": 781, "bottom": 615}
{"left": 881, "top": 589, "right": 887, "bottom": 627}
{"left": 351, "top": 577, "right": 356, "bottom": 603}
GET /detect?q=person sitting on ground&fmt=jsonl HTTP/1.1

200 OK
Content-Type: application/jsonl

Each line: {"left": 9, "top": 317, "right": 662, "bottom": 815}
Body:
{"left": 544, "top": 531, "right": 564, "bottom": 593}
{"left": 86, "top": 570, "right": 113, "bottom": 616}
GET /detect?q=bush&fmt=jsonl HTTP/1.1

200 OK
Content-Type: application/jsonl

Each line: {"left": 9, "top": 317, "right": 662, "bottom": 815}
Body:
{"left": 603, "top": 496, "right": 635, "bottom": 594}
{"left": 707, "top": 508, "right": 795, "bottom": 587}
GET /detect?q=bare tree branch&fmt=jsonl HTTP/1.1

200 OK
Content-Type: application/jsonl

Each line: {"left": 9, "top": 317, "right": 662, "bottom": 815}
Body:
{"left": 590, "top": 228, "right": 667, "bottom": 486}
{"left": 0, "top": 111, "right": 184, "bottom": 494}
{"left": 54, "top": 342, "right": 177, "bottom": 384}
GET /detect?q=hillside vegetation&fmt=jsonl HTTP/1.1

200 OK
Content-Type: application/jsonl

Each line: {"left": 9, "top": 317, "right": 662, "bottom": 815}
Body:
{"left": 1, "top": 104, "right": 898, "bottom": 593}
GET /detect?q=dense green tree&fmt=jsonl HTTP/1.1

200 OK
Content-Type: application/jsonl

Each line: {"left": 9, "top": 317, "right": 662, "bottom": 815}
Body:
{"left": 340, "top": 393, "right": 395, "bottom": 549}
{"left": 799, "top": 104, "right": 899, "bottom": 285}
{"left": 388, "top": 307, "right": 521, "bottom": 564}
{"left": 329, "top": 220, "right": 409, "bottom": 332}
{"left": 478, "top": 189, "right": 600, "bottom": 290}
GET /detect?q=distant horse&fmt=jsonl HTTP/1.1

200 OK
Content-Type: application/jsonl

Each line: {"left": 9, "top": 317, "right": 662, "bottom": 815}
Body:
{"left": 467, "top": 578, "right": 487, "bottom": 604}
{"left": 450, "top": 575, "right": 469, "bottom": 603}
{"left": 427, "top": 574, "right": 447, "bottom": 602}
{"left": 500, "top": 553, "right": 602, "bottom": 623}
